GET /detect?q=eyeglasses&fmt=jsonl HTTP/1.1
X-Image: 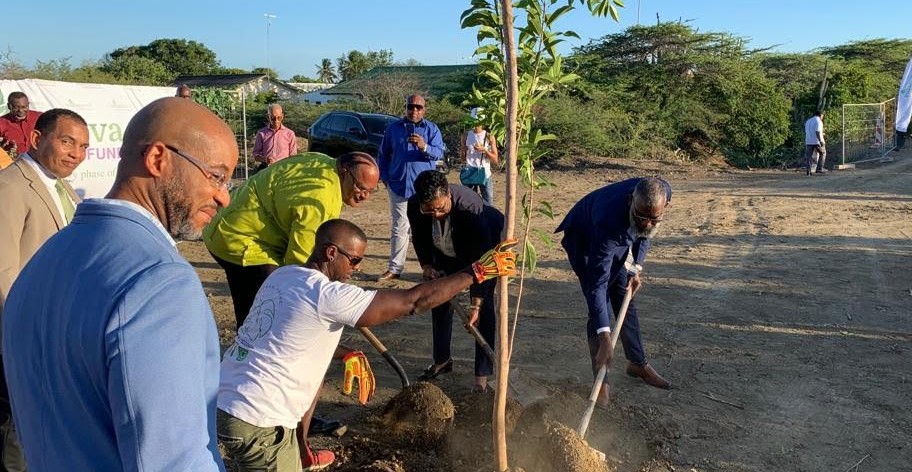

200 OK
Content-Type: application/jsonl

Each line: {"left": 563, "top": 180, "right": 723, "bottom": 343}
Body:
{"left": 406, "top": 104, "right": 424, "bottom": 111}
{"left": 328, "top": 243, "right": 363, "bottom": 267}
{"left": 419, "top": 201, "right": 449, "bottom": 216}
{"left": 345, "top": 167, "right": 376, "bottom": 197}
{"left": 164, "top": 145, "right": 233, "bottom": 191}
{"left": 631, "top": 207, "right": 663, "bottom": 224}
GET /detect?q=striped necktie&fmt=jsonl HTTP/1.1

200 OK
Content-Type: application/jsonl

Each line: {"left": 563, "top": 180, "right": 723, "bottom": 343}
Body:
{"left": 55, "top": 180, "right": 76, "bottom": 224}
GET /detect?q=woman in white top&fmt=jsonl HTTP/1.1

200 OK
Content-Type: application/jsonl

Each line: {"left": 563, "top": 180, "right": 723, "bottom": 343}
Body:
{"left": 459, "top": 120, "right": 499, "bottom": 205}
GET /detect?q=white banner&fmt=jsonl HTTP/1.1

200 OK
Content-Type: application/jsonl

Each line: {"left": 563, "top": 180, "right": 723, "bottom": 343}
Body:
{"left": 0, "top": 79, "right": 173, "bottom": 198}
{"left": 896, "top": 57, "right": 912, "bottom": 133}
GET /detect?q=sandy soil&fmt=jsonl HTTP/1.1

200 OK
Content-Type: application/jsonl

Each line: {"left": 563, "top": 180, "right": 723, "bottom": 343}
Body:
{"left": 184, "top": 148, "right": 912, "bottom": 471}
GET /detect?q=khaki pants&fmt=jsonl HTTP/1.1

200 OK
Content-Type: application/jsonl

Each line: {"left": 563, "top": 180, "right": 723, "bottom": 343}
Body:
{"left": 217, "top": 409, "right": 299, "bottom": 472}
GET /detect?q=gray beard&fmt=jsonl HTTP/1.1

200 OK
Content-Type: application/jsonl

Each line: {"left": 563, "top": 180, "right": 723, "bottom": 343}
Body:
{"left": 629, "top": 212, "right": 661, "bottom": 240}
{"left": 160, "top": 173, "right": 200, "bottom": 241}
{"left": 639, "top": 223, "right": 660, "bottom": 239}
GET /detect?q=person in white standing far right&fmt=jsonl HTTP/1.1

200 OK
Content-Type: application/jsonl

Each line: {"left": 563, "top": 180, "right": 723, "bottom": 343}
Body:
{"left": 804, "top": 110, "right": 827, "bottom": 175}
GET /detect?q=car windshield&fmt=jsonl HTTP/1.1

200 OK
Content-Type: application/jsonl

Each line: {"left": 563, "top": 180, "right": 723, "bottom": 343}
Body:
{"left": 362, "top": 116, "right": 397, "bottom": 135}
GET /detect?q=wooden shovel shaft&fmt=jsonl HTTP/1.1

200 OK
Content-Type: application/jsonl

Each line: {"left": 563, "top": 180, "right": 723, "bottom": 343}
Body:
{"left": 452, "top": 303, "right": 497, "bottom": 362}
{"left": 358, "top": 326, "right": 410, "bottom": 388}
{"left": 578, "top": 287, "right": 633, "bottom": 438}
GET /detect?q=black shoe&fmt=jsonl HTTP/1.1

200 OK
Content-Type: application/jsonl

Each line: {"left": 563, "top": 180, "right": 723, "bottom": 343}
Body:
{"left": 308, "top": 416, "right": 346, "bottom": 437}
{"left": 418, "top": 358, "right": 453, "bottom": 381}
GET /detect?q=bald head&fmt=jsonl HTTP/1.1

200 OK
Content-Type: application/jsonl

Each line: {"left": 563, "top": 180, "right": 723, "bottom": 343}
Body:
{"left": 336, "top": 151, "right": 380, "bottom": 207}
{"left": 314, "top": 219, "right": 367, "bottom": 254}
{"left": 110, "top": 97, "right": 239, "bottom": 240}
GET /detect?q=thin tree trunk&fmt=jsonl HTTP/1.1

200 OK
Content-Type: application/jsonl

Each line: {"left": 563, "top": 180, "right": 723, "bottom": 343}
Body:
{"left": 495, "top": 0, "right": 518, "bottom": 470}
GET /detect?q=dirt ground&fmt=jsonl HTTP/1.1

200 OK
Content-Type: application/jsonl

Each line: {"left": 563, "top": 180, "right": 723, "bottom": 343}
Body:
{"left": 183, "top": 148, "right": 912, "bottom": 471}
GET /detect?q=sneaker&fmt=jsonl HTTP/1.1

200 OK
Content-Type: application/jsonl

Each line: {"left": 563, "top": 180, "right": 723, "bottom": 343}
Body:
{"left": 301, "top": 447, "right": 335, "bottom": 471}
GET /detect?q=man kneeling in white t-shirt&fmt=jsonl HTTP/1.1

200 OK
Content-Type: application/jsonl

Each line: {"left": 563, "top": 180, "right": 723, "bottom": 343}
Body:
{"left": 216, "top": 219, "right": 516, "bottom": 471}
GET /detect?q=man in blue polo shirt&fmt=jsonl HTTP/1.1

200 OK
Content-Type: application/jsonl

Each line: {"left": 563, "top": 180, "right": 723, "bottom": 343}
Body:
{"left": 556, "top": 177, "right": 673, "bottom": 407}
{"left": 376, "top": 94, "right": 445, "bottom": 281}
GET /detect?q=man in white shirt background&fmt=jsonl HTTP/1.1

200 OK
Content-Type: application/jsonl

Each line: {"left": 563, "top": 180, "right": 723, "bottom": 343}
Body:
{"left": 804, "top": 110, "right": 827, "bottom": 175}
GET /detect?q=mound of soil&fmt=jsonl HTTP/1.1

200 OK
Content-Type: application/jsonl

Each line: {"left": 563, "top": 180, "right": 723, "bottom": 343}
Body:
{"left": 381, "top": 382, "right": 455, "bottom": 449}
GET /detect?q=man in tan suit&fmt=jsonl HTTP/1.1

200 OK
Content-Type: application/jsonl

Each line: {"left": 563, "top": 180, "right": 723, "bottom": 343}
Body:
{"left": 0, "top": 108, "right": 88, "bottom": 471}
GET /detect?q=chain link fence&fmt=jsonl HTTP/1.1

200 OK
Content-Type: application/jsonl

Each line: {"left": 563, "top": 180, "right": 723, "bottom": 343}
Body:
{"left": 840, "top": 98, "right": 896, "bottom": 167}
{"left": 193, "top": 88, "right": 251, "bottom": 182}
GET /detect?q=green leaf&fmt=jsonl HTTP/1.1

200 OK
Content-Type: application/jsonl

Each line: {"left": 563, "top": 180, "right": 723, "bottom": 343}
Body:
{"left": 537, "top": 200, "right": 555, "bottom": 219}
{"left": 547, "top": 5, "right": 574, "bottom": 25}
{"left": 523, "top": 239, "right": 538, "bottom": 273}
{"left": 532, "top": 228, "right": 556, "bottom": 248}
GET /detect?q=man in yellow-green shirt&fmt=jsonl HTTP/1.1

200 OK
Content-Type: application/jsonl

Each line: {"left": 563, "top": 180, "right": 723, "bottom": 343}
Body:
{"left": 203, "top": 151, "right": 379, "bottom": 330}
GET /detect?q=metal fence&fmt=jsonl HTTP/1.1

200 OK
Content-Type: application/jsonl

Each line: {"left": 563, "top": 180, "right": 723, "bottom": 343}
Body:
{"left": 840, "top": 98, "right": 896, "bottom": 166}
{"left": 193, "top": 88, "right": 251, "bottom": 181}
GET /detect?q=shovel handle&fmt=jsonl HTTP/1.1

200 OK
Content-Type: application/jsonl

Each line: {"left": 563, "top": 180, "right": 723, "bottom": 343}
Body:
{"left": 578, "top": 287, "right": 634, "bottom": 438}
{"left": 452, "top": 303, "right": 496, "bottom": 363}
{"left": 358, "top": 327, "right": 410, "bottom": 388}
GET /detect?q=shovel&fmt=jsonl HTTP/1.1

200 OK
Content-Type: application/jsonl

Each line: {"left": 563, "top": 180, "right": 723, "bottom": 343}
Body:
{"left": 578, "top": 260, "right": 641, "bottom": 439}
{"left": 358, "top": 327, "right": 410, "bottom": 388}
{"left": 451, "top": 302, "right": 496, "bottom": 362}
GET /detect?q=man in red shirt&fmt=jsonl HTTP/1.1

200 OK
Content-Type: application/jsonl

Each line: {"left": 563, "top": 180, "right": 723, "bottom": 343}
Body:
{"left": 252, "top": 104, "right": 297, "bottom": 171}
{"left": 0, "top": 92, "right": 42, "bottom": 157}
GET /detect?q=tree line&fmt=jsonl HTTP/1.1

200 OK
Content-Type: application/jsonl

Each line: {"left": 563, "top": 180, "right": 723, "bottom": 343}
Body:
{"left": 539, "top": 24, "right": 912, "bottom": 168}
{"left": 3, "top": 25, "right": 910, "bottom": 168}
{"left": 0, "top": 39, "right": 414, "bottom": 85}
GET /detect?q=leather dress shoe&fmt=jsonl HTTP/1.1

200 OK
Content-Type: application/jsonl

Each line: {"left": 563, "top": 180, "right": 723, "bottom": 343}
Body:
{"left": 418, "top": 358, "right": 453, "bottom": 381}
{"left": 626, "top": 362, "right": 671, "bottom": 389}
{"left": 376, "top": 271, "right": 400, "bottom": 281}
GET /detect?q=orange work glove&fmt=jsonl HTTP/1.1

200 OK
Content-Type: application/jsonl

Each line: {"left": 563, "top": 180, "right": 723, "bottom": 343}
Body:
{"left": 471, "top": 239, "right": 518, "bottom": 283}
{"left": 342, "top": 351, "right": 375, "bottom": 405}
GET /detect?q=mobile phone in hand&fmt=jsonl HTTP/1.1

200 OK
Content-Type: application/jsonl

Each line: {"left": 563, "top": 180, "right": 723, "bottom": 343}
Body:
{"left": 405, "top": 123, "right": 416, "bottom": 150}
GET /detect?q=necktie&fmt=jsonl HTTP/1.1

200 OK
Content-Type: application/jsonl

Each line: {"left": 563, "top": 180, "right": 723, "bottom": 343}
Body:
{"left": 55, "top": 180, "right": 76, "bottom": 224}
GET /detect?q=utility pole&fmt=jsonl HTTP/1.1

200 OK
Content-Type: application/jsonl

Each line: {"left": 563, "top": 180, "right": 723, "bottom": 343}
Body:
{"left": 264, "top": 13, "right": 277, "bottom": 79}
{"left": 637, "top": 0, "right": 641, "bottom": 25}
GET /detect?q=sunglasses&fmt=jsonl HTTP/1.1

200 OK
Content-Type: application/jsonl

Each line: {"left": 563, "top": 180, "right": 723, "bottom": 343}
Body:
{"left": 328, "top": 243, "right": 363, "bottom": 267}
{"left": 632, "top": 207, "right": 663, "bottom": 224}
{"left": 406, "top": 104, "right": 424, "bottom": 111}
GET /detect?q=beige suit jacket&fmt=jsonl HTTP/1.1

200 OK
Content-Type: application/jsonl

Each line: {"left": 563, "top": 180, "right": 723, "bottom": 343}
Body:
{"left": 0, "top": 158, "right": 81, "bottom": 317}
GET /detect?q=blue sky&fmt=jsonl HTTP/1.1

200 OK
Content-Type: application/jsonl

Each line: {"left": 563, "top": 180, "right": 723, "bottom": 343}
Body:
{"left": 3, "top": 1, "right": 909, "bottom": 80}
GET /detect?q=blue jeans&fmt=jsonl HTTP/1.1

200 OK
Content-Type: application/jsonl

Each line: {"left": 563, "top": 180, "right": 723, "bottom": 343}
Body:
{"left": 465, "top": 176, "right": 494, "bottom": 205}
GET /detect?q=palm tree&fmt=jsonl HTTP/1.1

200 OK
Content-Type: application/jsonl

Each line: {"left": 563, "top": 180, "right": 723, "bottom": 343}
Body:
{"left": 315, "top": 58, "right": 337, "bottom": 84}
